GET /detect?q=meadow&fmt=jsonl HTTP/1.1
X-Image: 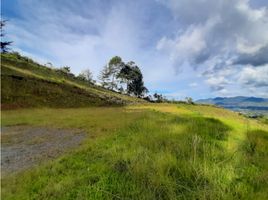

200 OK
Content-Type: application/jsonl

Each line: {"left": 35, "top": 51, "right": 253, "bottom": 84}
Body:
{"left": 1, "top": 104, "right": 268, "bottom": 200}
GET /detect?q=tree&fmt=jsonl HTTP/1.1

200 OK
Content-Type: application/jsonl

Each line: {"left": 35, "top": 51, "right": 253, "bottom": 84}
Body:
{"left": 78, "top": 69, "right": 93, "bottom": 82}
{"left": 98, "top": 64, "right": 114, "bottom": 89}
{"left": 153, "top": 93, "right": 164, "bottom": 102}
{"left": 117, "top": 61, "right": 135, "bottom": 92}
{"left": 61, "top": 66, "right": 71, "bottom": 73}
{"left": 118, "top": 62, "right": 148, "bottom": 97}
{"left": 99, "top": 56, "right": 148, "bottom": 97}
{"left": 185, "top": 97, "right": 194, "bottom": 104}
{"left": 1, "top": 20, "right": 12, "bottom": 53}
{"left": 99, "top": 56, "right": 124, "bottom": 90}
{"left": 56, "top": 66, "right": 75, "bottom": 78}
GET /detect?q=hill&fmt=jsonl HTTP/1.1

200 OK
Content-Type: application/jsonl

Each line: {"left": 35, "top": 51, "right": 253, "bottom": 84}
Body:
{"left": 196, "top": 96, "right": 268, "bottom": 114}
{"left": 1, "top": 53, "right": 268, "bottom": 199}
{"left": 1, "top": 53, "right": 145, "bottom": 109}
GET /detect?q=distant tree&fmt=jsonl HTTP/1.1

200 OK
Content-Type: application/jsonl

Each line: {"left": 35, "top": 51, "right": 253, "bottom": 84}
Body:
{"left": 153, "top": 93, "right": 168, "bottom": 102}
{"left": 153, "top": 93, "right": 163, "bottom": 102}
{"left": 0, "top": 20, "right": 12, "bottom": 53}
{"left": 56, "top": 66, "right": 75, "bottom": 78}
{"left": 185, "top": 97, "right": 194, "bottom": 104}
{"left": 78, "top": 69, "right": 93, "bottom": 82}
{"left": 61, "top": 66, "right": 71, "bottom": 73}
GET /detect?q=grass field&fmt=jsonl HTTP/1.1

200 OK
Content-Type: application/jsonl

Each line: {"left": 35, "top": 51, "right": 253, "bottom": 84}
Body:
{"left": 1, "top": 104, "right": 268, "bottom": 200}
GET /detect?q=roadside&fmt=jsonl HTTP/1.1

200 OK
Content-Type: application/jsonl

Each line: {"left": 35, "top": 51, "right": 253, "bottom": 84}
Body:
{"left": 1, "top": 126, "right": 85, "bottom": 176}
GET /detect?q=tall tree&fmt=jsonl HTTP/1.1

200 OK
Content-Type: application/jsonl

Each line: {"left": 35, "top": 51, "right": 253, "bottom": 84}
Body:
{"left": 108, "top": 56, "right": 124, "bottom": 90}
{"left": 0, "top": 20, "right": 12, "bottom": 53}
{"left": 118, "top": 61, "right": 148, "bottom": 97}
{"left": 116, "top": 61, "right": 134, "bottom": 92}
{"left": 98, "top": 64, "right": 113, "bottom": 89}
{"left": 99, "top": 56, "right": 124, "bottom": 90}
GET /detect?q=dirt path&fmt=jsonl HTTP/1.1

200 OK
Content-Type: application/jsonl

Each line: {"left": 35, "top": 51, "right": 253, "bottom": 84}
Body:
{"left": 1, "top": 126, "right": 86, "bottom": 177}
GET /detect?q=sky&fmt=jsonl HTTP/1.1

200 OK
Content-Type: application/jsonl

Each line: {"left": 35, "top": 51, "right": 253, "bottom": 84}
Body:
{"left": 2, "top": 0, "right": 268, "bottom": 100}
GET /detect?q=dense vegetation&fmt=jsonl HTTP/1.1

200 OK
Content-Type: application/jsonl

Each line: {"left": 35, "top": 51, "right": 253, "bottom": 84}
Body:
{"left": 99, "top": 56, "right": 148, "bottom": 97}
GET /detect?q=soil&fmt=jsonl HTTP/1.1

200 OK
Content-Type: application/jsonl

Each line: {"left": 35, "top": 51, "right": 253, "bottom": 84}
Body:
{"left": 1, "top": 126, "right": 86, "bottom": 177}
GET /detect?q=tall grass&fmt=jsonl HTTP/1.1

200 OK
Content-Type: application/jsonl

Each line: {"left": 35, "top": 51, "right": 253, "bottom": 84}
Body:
{"left": 2, "top": 108, "right": 267, "bottom": 199}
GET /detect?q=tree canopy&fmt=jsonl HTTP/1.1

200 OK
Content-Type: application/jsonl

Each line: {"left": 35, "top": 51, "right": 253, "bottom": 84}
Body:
{"left": 99, "top": 56, "right": 148, "bottom": 97}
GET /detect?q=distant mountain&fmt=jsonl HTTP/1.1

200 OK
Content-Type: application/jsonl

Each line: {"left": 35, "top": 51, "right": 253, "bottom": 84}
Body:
{"left": 196, "top": 96, "right": 268, "bottom": 114}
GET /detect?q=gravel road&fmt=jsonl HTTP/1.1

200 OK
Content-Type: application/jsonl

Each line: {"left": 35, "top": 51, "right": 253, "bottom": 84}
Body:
{"left": 1, "top": 126, "right": 85, "bottom": 176}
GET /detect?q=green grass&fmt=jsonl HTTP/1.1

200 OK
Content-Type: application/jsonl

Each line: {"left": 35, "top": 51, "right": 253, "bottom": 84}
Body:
{"left": 2, "top": 104, "right": 268, "bottom": 199}
{"left": 1, "top": 53, "right": 145, "bottom": 109}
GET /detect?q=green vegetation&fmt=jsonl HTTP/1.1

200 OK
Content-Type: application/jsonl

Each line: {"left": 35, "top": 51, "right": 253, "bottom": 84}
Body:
{"left": 2, "top": 104, "right": 268, "bottom": 199}
{"left": 1, "top": 52, "right": 268, "bottom": 199}
{"left": 99, "top": 56, "right": 148, "bottom": 97}
{"left": 1, "top": 53, "right": 145, "bottom": 109}
{"left": 1, "top": 20, "right": 13, "bottom": 53}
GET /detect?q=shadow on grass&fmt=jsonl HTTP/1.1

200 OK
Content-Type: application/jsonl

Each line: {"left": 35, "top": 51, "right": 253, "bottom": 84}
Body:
{"left": 170, "top": 115, "right": 231, "bottom": 141}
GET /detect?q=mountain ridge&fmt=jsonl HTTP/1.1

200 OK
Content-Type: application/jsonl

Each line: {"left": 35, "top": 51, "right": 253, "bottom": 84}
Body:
{"left": 196, "top": 96, "right": 268, "bottom": 114}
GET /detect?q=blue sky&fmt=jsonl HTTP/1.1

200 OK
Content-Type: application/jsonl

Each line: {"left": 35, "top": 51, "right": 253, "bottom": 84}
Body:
{"left": 2, "top": 0, "right": 268, "bottom": 100}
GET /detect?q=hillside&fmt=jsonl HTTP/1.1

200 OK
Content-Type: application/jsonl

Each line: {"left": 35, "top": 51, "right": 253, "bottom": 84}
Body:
{"left": 1, "top": 53, "right": 145, "bottom": 109}
{"left": 1, "top": 53, "right": 268, "bottom": 199}
{"left": 196, "top": 96, "right": 268, "bottom": 114}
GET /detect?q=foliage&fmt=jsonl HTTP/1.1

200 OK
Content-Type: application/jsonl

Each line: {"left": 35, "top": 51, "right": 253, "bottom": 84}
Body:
{"left": 0, "top": 20, "right": 13, "bottom": 53}
{"left": 99, "top": 56, "right": 124, "bottom": 90}
{"left": 78, "top": 69, "right": 94, "bottom": 83}
{"left": 118, "top": 61, "right": 148, "bottom": 97}
{"left": 185, "top": 97, "right": 194, "bottom": 104}
{"left": 99, "top": 57, "right": 148, "bottom": 97}
{"left": 153, "top": 93, "right": 167, "bottom": 102}
{"left": 59, "top": 66, "right": 71, "bottom": 73}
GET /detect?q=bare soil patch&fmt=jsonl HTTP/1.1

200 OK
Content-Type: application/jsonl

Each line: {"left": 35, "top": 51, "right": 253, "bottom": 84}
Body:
{"left": 1, "top": 126, "right": 85, "bottom": 176}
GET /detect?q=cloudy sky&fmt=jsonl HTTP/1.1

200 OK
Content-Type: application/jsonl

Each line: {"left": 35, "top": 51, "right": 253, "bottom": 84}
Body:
{"left": 2, "top": 0, "right": 268, "bottom": 99}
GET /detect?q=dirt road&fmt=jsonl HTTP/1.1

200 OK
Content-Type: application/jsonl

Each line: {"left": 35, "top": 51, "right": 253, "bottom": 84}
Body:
{"left": 1, "top": 126, "right": 85, "bottom": 176}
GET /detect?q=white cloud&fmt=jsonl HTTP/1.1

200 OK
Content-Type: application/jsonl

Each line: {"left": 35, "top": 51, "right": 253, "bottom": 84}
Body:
{"left": 206, "top": 76, "right": 230, "bottom": 91}
{"left": 157, "top": 0, "right": 268, "bottom": 96}
{"left": 239, "top": 65, "right": 268, "bottom": 87}
{"left": 4, "top": 0, "right": 268, "bottom": 99}
{"left": 189, "top": 82, "right": 198, "bottom": 87}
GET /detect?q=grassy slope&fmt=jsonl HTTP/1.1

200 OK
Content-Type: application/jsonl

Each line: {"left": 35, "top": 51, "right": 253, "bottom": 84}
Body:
{"left": 1, "top": 53, "right": 145, "bottom": 108}
{"left": 2, "top": 104, "right": 268, "bottom": 200}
